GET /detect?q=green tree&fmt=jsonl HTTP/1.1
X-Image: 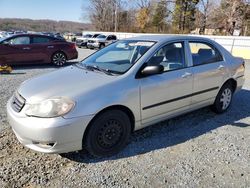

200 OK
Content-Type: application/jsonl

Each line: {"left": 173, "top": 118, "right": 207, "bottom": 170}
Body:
{"left": 172, "top": 0, "right": 199, "bottom": 33}
{"left": 152, "top": 0, "right": 168, "bottom": 32}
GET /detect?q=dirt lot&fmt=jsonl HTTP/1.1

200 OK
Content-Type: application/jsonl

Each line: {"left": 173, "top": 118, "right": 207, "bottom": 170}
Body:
{"left": 0, "top": 49, "right": 249, "bottom": 187}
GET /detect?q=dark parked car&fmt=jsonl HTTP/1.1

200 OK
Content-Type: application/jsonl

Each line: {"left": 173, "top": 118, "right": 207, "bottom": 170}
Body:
{"left": 0, "top": 34, "right": 78, "bottom": 66}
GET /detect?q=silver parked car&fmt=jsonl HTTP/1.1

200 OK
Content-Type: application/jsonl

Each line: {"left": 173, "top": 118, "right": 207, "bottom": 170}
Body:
{"left": 7, "top": 35, "right": 245, "bottom": 157}
{"left": 87, "top": 34, "right": 117, "bottom": 49}
{"left": 76, "top": 34, "right": 93, "bottom": 48}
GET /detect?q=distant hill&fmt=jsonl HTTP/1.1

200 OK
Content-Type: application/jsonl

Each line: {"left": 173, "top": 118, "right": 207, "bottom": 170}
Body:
{"left": 0, "top": 18, "right": 93, "bottom": 33}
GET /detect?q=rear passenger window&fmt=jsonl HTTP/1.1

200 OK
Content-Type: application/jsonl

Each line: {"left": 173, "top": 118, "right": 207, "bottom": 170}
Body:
{"left": 148, "top": 42, "right": 186, "bottom": 72}
{"left": 189, "top": 42, "right": 223, "bottom": 66}
{"left": 32, "top": 37, "right": 50, "bottom": 44}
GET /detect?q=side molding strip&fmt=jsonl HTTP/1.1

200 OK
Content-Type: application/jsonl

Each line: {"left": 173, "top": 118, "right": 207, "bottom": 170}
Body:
{"left": 142, "top": 87, "right": 219, "bottom": 110}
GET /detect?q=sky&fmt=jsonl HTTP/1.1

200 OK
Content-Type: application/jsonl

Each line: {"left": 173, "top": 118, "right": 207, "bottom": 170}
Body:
{"left": 0, "top": 0, "right": 91, "bottom": 23}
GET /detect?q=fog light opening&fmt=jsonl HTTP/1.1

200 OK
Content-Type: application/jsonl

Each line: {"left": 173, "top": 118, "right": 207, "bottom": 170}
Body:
{"left": 33, "top": 141, "right": 56, "bottom": 149}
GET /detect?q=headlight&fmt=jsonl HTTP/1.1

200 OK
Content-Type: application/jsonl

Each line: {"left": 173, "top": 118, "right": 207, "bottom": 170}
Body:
{"left": 25, "top": 97, "right": 75, "bottom": 118}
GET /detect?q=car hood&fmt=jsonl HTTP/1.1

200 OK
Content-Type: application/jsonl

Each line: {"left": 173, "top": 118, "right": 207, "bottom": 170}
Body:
{"left": 77, "top": 37, "right": 88, "bottom": 40}
{"left": 18, "top": 65, "right": 115, "bottom": 103}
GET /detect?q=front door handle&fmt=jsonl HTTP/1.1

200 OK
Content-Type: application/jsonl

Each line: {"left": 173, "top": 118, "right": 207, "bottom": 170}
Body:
{"left": 47, "top": 46, "right": 54, "bottom": 49}
{"left": 182, "top": 72, "right": 192, "bottom": 78}
{"left": 23, "top": 47, "right": 30, "bottom": 50}
{"left": 217, "top": 65, "right": 225, "bottom": 70}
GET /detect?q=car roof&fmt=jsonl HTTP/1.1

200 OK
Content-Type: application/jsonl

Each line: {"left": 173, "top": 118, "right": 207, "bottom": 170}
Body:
{"left": 123, "top": 35, "right": 213, "bottom": 43}
{"left": 6, "top": 33, "right": 62, "bottom": 40}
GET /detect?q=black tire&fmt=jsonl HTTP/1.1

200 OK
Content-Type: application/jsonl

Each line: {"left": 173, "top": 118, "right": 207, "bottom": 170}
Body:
{"left": 99, "top": 43, "right": 105, "bottom": 49}
{"left": 52, "top": 52, "right": 66, "bottom": 66}
{"left": 212, "top": 83, "right": 233, "bottom": 114}
{"left": 84, "top": 110, "right": 131, "bottom": 157}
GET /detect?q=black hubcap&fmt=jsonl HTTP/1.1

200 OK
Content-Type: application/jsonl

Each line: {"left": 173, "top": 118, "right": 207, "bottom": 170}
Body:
{"left": 97, "top": 119, "right": 123, "bottom": 149}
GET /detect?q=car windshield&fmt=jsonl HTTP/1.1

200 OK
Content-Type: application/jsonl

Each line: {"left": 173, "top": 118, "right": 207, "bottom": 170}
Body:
{"left": 97, "top": 35, "right": 106, "bottom": 39}
{"left": 80, "top": 40, "right": 155, "bottom": 75}
{"left": 84, "top": 34, "right": 92, "bottom": 38}
{"left": 92, "top": 34, "right": 100, "bottom": 38}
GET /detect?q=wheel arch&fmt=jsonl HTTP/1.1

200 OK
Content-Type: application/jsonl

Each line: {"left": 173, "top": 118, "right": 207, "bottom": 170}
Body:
{"left": 51, "top": 50, "right": 68, "bottom": 62}
{"left": 82, "top": 105, "right": 135, "bottom": 144}
{"left": 222, "top": 78, "right": 237, "bottom": 93}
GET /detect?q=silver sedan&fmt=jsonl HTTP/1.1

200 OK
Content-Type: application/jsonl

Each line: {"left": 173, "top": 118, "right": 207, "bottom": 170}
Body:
{"left": 7, "top": 35, "right": 245, "bottom": 157}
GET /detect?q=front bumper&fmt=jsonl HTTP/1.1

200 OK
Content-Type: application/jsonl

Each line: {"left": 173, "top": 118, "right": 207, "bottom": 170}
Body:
{"left": 87, "top": 42, "right": 99, "bottom": 48}
{"left": 76, "top": 42, "right": 87, "bottom": 47}
{"left": 235, "top": 75, "right": 245, "bottom": 92}
{"left": 7, "top": 99, "right": 94, "bottom": 154}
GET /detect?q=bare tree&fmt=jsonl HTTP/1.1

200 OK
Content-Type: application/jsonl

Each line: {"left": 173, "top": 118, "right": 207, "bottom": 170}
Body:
{"left": 211, "top": 0, "right": 247, "bottom": 35}
{"left": 196, "top": 0, "right": 218, "bottom": 34}
{"left": 136, "top": 0, "right": 151, "bottom": 8}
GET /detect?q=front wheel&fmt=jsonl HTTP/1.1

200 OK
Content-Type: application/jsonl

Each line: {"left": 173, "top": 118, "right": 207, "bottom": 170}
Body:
{"left": 84, "top": 110, "right": 131, "bottom": 157}
{"left": 212, "top": 83, "right": 233, "bottom": 113}
{"left": 52, "top": 52, "right": 66, "bottom": 66}
{"left": 99, "top": 43, "right": 105, "bottom": 49}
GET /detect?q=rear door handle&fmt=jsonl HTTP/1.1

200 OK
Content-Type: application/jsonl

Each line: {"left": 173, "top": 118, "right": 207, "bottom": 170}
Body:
{"left": 217, "top": 65, "right": 225, "bottom": 70}
{"left": 47, "top": 46, "right": 54, "bottom": 49}
{"left": 23, "top": 47, "right": 30, "bottom": 50}
{"left": 182, "top": 72, "right": 192, "bottom": 78}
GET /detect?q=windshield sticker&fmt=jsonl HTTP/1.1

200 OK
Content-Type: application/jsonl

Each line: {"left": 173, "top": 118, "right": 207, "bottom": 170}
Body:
{"left": 129, "top": 42, "right": 154, "bottom": 47}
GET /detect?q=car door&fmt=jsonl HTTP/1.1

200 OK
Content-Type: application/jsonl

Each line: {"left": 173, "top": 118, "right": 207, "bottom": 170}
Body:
{"left": 140, "top": 41, "right": 193, "bottom": 125}
{"left": 188, "top": 41, "right": 225, "bottom": 104}
{"left": 0, "top": 40, "right": 14, "bottom": 65}
{"left": 0, "top": 36, "right": 31, "bottom": 64}
{"left": 30, "top": 36, "right": 53, "bottom": 63}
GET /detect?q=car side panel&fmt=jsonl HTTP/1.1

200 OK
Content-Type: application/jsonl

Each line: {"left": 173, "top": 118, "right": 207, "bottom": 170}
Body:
{"left": 191, "top": 61, "right": 225, "bottom": 104}
{"left": 52, "top": 42, "right": 78, "bottom": 61}
{"left": 28, "top": 43, "right": 51, "bottom": 63}
{"left": 0, "top": 45, "right": 16, "bottom": 64}
{"left": 140, "top": 68, "right": 193, "bottom": 125}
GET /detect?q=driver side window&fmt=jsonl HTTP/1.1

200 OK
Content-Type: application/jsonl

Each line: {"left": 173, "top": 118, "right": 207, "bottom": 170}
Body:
{"left": 8, "top": 37, "right": 30, "bottom": 45}
{"left": 148, "top": 42, "right": 186, "bottom": 72}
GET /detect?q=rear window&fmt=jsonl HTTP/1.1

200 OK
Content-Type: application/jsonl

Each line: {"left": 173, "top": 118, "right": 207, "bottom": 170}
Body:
{"left": 189, "top": 42, "right": 223, "bottom": 66}
{"left": 32, "top": 37, "right": 50, "bottom": 44}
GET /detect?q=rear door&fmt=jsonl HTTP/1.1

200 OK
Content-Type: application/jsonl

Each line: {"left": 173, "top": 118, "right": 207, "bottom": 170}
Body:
{"left": 30, "top": 36, "right": 54, "bottom": 63}
{"left": 188, "top": 41, "right": 225, "bottom": 104}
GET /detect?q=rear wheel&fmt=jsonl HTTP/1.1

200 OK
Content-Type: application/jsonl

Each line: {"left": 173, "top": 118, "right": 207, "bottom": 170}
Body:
{"left": 84, "top": 110, "right": 131, "bottom": 157}
{"left": 212, "top": 83, "right": 233, "bottom": 113}
{"left": 52, "top": 52, "right": 66, "bottom": 66}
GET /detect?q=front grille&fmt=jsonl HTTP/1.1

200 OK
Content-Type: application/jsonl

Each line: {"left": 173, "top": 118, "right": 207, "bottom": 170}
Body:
{"left": 11, "top": 92, "right": 26, "bottom": 112}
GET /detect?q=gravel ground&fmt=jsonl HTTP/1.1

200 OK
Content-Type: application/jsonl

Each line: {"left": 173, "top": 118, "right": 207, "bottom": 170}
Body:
{"left": 0, "top": 49, "right": 250, "bottom": 187}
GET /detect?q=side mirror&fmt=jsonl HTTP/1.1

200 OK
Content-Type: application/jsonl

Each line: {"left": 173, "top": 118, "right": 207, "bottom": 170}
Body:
{"left": 141, "top": 65, "right": 164, "bottom": 76}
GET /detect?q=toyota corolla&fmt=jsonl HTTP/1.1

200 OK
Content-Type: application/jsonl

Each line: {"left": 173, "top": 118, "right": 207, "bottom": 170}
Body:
{"left": 7, "top": 35, "right": 245, "bottom": 157}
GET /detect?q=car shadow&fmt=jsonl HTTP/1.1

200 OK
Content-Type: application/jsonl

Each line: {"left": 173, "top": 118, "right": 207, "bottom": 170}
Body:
{"left": 61, "top": 88, "right": 250, "bottom": 163}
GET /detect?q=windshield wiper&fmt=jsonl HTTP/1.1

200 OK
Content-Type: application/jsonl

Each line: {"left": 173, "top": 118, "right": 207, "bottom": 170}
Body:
{"left": 84, "top": 65, "right": 116, "bottom": 75}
